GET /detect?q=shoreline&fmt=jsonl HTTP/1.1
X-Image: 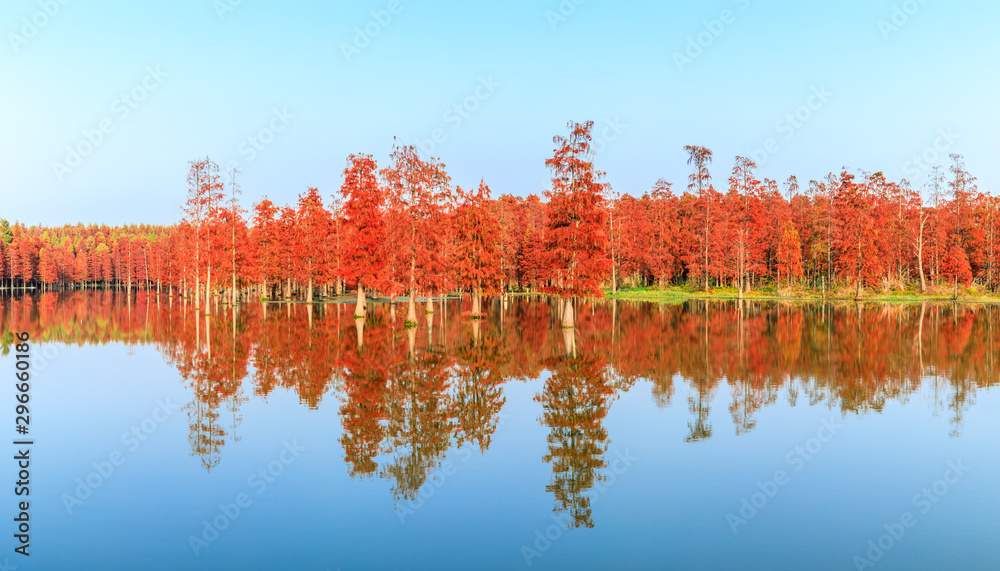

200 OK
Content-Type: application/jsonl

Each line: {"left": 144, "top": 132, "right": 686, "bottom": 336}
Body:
{"left": 606, "top": 288, "right": 1000, "bottom": 304}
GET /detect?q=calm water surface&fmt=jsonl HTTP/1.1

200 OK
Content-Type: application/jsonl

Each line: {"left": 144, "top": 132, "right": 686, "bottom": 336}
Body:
{"left": 2, "top": 293, "right": 998, "bottom": 570}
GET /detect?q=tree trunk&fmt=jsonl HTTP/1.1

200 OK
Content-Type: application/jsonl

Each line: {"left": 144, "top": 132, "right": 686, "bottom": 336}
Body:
{"left": 407, "top": 326, "right": 417, "bottom": 359}
{"left": 561, "top": 297, "right": 575, "bottom": 328}
{"left": 355, "top": 285, "right": 366, "bottom": 318}
{"left": 562, "top": 325, "right": 576, "bottom": 358}
{"left": 355, "top": 316, "right": 365, "bottom": 350}
{"left": 917, "top": 215, "right": 928, "bottom": 294}
{"left": 407, "top": 292, "right": 417, "bottom": 324}
{"left": 206, "top": 266, "right": 211, "bottom": 314}
{"left": 703, "top": 188, "right": 710, "bottom": 292}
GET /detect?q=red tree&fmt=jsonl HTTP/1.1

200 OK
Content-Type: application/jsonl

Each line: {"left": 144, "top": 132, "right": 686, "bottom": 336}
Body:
{"left": 543, "top": 121, "right": 610, "bottom": 327}
{"left": 452, "top": 180, "right": 502, "bottom": 316}
{"left": 381, "top": 142, "right": 452, "bottom": 324}
{"left": 296, "top": 187, "right": 332, "bottom": 304}
{"left": 683, "top": 146, "right": 722, "bottom": 290}
{"left": 775, "top": 221, "right": 803, "bottom": 288}
{"left": 726, "top": 156, "right": 765, "bottom": 297}
{"left": 250, "top": 199, "right": 281, "bottom": 299}
{"left": 340, "top": 154, "right": 388, "bottom": 317}
{"left": 941, "top": 242, "right": 972, "bottom": 299}
{"left": 835, "top": 171, "right": 883, "bottom": 299}
{"left": 646, "top": 180, "right": 679, "bottom": 288}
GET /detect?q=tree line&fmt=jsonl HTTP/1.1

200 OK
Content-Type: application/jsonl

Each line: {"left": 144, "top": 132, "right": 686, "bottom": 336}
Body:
{"left": 1, "top": 121, "right": 992, "bottom": 318}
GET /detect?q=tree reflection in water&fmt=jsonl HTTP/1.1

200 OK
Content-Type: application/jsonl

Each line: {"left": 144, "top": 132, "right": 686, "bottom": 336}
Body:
{"left": 3, "top": 292, "right": 999, "bottom": 524}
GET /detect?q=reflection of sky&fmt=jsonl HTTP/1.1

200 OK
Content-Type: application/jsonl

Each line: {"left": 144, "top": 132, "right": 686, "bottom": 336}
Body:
{"left": 3, "top": 0, "right": 999, "bottom": 226}
{"left": 14, "top": 339, "right": 999, "bottom": 570}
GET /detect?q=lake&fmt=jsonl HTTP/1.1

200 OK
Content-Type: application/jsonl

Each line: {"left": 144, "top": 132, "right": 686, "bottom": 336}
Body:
{"left": 2, "top": 292, "right": 998, "bottom": 570}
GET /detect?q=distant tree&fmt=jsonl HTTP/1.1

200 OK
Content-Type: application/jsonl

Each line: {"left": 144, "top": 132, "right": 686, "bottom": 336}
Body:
{"left": 493, "top": 195, "right": 521, "bottom": 293}
{"left": 225, "top": 168, "right": 244, "bottom": 306}
{"left": 726, "top": 156, "right": 764, "bottom": 297}
{"left": 517, "top": 195, "right": 547, "bottom": 291}
{"left": 250, "top": 199, "right": 281, "bottom": 299}
{"left": 38, "top": 248, "right": 57, "bottom": 287}
{"left": 74, "top": 249, "right": 88, "bottom": 287}
{"left": 646, "top": 179, "right": 677, "bottom": 288}
{"left": 183, "top": 158, "right": 222, "bottom": 310}
{"left": 296, "top": 187, "right": 332, "bottom": 304}
{"left": 452, "top": 180, "right": 502, "bottom": 316}
{"left": 277, "top": 206, "right": 299, "bottom": 299}
{"left": 684, "top": 145, "right": 716, "bottom": 290}
{"left": 941, "top": 242, "right": 972, "bottom": 299}
{"left": 776, "top": 221, "right": 803, "bottom": 288}
{"left": 835, "top": 171, "right": 883, "bottom": 300}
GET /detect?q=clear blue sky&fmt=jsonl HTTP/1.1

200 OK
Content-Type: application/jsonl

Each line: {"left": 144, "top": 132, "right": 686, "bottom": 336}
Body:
{"left": 2, "top": 0, "right": 997, "bottom": 226}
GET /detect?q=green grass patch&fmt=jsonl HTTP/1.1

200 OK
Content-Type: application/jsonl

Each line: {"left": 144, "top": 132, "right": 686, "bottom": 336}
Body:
{"left": 606, "top": 285, "right": 1000, "bottom": 304}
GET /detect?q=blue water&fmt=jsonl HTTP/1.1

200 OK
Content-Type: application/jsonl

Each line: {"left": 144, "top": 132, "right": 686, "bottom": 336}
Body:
{"left": 3, "top": 296, "right": 999, "bottom": 570}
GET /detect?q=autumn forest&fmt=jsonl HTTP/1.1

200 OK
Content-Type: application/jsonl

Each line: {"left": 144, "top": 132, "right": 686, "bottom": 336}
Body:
{"left": 0, "top": 121, "right": 991, "bottom": 322}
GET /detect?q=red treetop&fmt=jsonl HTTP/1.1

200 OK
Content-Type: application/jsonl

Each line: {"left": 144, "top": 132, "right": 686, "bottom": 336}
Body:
{"left": 452, "top": 180, "right": 502, "bottom": 294}
{"left": 941, "top": 242, "right": 972, "bottom": 285}
{"left": 340, "top": 154, "right": 388, "bottom": 291}
{"left": 296, "top": 187, "right": 333, "bottom": 286}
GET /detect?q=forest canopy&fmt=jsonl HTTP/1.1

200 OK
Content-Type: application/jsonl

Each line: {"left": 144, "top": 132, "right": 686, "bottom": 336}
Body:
{"left": 0, "top": 122, "right": 991, "bottom": 303}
